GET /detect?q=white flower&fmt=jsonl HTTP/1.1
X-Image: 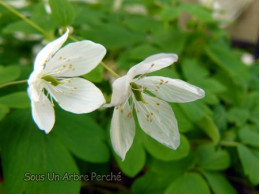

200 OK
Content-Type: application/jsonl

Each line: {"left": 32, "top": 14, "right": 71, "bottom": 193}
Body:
{"left": 28, "top": 29, "right": 106, "bottom": 133}
{"left": 106, "top": 54, "right": 205, "bottom": 160}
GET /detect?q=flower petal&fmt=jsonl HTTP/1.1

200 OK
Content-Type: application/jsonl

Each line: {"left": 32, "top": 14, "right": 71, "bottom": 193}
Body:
{"left": 34, "top": 29, "right": 69, "bottom": 73}
{"left": 43, "top": 40, "right": 106, "bottom": 77}
{"left": 127, "top": 53, "right": 178, "bottom": 80}
{"left": 46, "top": 78, "right": 105, "bottom": 114}
{"left": 134, "top": 93, "right": 180, "bottom": 150}
{"left": 110, "top": 101, "right": 135, "bottom": 160}
{"left": 31, "top": 94, "right": 55, "bottom": 133}
{"left": 27, "top": 82, "right": 43, "bottom": 102}
{"left": 136, "top": 76, "right": 205, "bottom": 103}
{"left": 104, "top": 75, "right": 130, "bottom": 107}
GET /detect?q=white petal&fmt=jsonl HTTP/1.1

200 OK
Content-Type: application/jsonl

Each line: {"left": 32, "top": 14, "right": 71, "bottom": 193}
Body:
{"left": 136, "top": 76, "right": 205, "bottom": 103}
{"left": 127, "top": 53, "right": 178, "bottom": 80}
{"left": 43, "top": 40, "right": 106, "bottom": 77}
{"left": 134, "top": 93, "right": 180, "bottom": 149}
{"left": 31, "top": 93, "right": 55, "bottom": 133}
{"left": 34, "top": 29, "right": 69, "bottom": 73}
{"left": 46, "top": 78, "right": 105, "bottom": 114}
{"left": 110, "top": 101, "right": 135, "bottom": 160}
{"left": 27, "top": 82, "right": 42, "bottom": 102}
{"left": 104, "top": 75, "right": 130, "bottom": 107}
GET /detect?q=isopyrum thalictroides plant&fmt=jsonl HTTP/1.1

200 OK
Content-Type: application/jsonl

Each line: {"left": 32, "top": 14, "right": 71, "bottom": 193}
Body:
{"left": 0, "top": 0, "right": 258, "bottom": 194}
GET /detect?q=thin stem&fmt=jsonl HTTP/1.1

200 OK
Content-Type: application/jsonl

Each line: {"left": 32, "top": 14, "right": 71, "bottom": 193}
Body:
{"left": 0, "top": 80, "right": 27, "bottom": 89}
{"left": 100, "top": 62, "right": 120, "bottom": 78}
{"left": 220, "top": 141, "right": 239, "bottom": 147}
{"left": 0, "top": 0, "right": 52, "bottom": 39}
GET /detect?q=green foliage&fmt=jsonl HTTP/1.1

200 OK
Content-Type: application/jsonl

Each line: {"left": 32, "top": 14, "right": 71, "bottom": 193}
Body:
{"left": 49, "top": 0, "right": 75, "bottom": 26}
{"left": 196, "top": 144, "right": 230, "bottom": 171}
{"left": 0, "top": 65, "right": 21, "bottom": 84}
{"left": 0, "top": 92, "right": 30, "bottom": 109}
{"left": 202, "top": 171, "right": 237, "bottom": 194}
{"left": 237, "top": 144, "right": 259, "bottom": 185}
{"left": 83, "top": 64, "right": 103, "bottom": 83}
{"left": 0, "top": 109, "right": 81, "bottom": 193}
{"left": 0, "top": 0, "right": 258, "bottom": 193}
{"left": 144, "top": 134, "right": 190, "bottom": 161}
{"left": 197, "top": 116, "right": 220, "bottom": 144}
{"left": 0, "top": 104, "right": 9, "bottom": 120}
{"left": 165, "top": 172, "right": 210, "bottom": 194}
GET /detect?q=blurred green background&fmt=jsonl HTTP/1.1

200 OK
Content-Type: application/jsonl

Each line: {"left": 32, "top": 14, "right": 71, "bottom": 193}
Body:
{"left": 0, "top": 0, "right": 259, "bottom": 193}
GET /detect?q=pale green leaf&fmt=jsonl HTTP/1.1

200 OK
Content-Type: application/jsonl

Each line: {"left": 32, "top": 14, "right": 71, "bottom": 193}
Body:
{"left": 197, "top": 144, "right": 230, "bottom": 170}
{"left": 197, "top": 116, "right": 220, "bottom": 144}
{"left": 49, "top": 0, "right": 75, "bottom": 26}
{"left": 202, "top": 171, "right": 237, "bottom": 194}
{"left": 237, "top": 144, "right": 259, "bottom": 185}
{"left": 165, "top": 172, "right": 210, "bottom": 194}
{"left": 0, "top": 92, "right": 30, "bottom": 109}
{"left": 144, "top": 134, "right": 190, "bottom": 161}
{"left": 0, "top": 65, "right": 21, "bottom": 85}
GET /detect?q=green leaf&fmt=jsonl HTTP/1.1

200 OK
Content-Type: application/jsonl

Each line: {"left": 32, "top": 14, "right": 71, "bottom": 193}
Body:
{"left": 0, "top": 109, "right": 80, "bottom": 193}
{"left": 83, "top": 64, "right": 103, "bottom": 83}
{"left": 0, "top": 65, "right": 21, "bottom": 85}
{"left": 0, "top": 92, "right": 30, "bottom": 109}
{"left": 49, "top": 0, "right": 75, "bottom": 26}
{"left": 3, "top": 21, "right": 39, "bottom": 34}
{"left": 202, "top": 171, "right": 237, "bottom": 194}
{"left": 197, "top": 116, "right": 220, "bottom": 144}
{"left": 197, "top": 144, "right": 230, "bottom": 170}
{"left": 181, "top": 59, "right": 226, "bottom": 104}
{"left": 149, "top": 155, "right": 196, "bottom": 176}
{"left": 228, "top": 107, "right": 250, "bottom": 127}
{"left": 179, "top": 101, "right": 210, "bottom": 122}
{"left": 165, "top": 172, "right": 210, "bottom": 193}
{"left": 182, "top": 58, "right": 209, "bottom": 81}
{"left": 3, "top": 3, "right": 58, "bottom": 34}
{"left": 0, "top": 182, "right": 3, "bottom": 193}
{"left": 81, "top": 23, "right": 145, "bottom": 50}
{"left": 153, "top": 30, "right": 187, "bottom": 54}
{"left": 144, "top": 134, "right": 190, "bottom": 161}
{"left": 171, "top": 104, "right": 193, "bottom": 132}
{"left": 213, "top": 105, "right": 228, "bottom": 132}
{"left": 239, "top": 126, "right": 259, "bottom": 147}
{"left": 0, "top": 104, "right": 9, "bottom": 120}
{"left": 53, "top": 108, "right": 110, "bottom": 163}
{"left": 115, "top": 129, "right": 146, "bottom": 177}
{"left": 180, "top": 3, "right": 214, "bottom": 23}
{"left": 206, "top": 44, "right": 251, "bottom": 86}
{"left": 132, "top": 171, "right": 172, "bottom": 193}
{"left": 159, "top": 6, "right": 182, "bottom": 21}
{"left": 237, "top": 144, "right": 259, "bottom": 185}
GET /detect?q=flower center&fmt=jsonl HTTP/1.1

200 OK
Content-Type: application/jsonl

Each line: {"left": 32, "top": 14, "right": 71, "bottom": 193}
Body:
{"left": 130, "top": 82, "right": 146, "bottom": 104}
{"left": 42, "top": 75, "right": 64, "bottom": 86}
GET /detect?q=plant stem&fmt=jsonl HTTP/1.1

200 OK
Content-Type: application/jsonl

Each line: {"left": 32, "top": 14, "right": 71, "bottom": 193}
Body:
{"left": 0, "top": 80, "right": 27, "bottom": 89}
{"left": 100, "top": 62, "right": 120, "bottom": 78}
{"left": 0, "top": 0, "right": 52, "bottom": 39}
{"left": 220, "top": 141, "right": 239, "bottom": 147}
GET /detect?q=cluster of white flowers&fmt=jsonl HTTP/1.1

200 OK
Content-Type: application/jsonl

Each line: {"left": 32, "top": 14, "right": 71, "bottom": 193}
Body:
{"left": 28, "top": 29, "right": 205, "bottom": 160}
